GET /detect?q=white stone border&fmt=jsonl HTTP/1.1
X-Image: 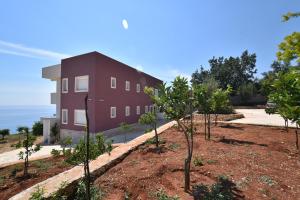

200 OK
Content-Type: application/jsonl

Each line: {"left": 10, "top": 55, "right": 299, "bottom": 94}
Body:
{"left": 9, "top": 121, "right": 176, "bottom": 200}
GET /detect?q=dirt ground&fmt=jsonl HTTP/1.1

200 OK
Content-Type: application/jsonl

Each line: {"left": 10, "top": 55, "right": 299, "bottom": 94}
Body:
{"left": 0, "top": 156, "right": 72, "bottom": 199}
{"left": 94, "top": 123, "right": 300, "bottom": 200}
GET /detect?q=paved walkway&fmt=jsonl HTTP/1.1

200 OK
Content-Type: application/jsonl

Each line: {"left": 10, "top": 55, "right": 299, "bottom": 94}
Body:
{"left": 0, "top": 145, "right": 63, "bottom": 168}
{"left": 228, "top": 109, "right": 297, "bottom": 127}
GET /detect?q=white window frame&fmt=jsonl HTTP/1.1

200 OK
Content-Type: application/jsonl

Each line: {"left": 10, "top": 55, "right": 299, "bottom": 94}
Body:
{"left": 110, "top": 107, "right": 116, "bottom": 118}
{"left": 111, "top": 77, "right": 116, "bottom": 89}
{"left": 74, "top": 109, "right": 87, "bottom": 126}
{"left": 125, "top": 81, "right": 130, "bottom": 91}
{"left": 61, "top": 109, "right": 68, "bottom": 124}
{"left": 125, "top": 106, "right": 130, "bottom": 116}
{"left": 136, "top": 106, "right": 140, "bottom": 115}
{"left": 145, "top": 105, "right": 149, "bottom": 113}
{"left": 62, "top": 78, "right": 68, "bottom": 93}
{"left": 74, "top": 75, "right": 89, "bottom": 92}
{"left": 136, "top": 84, "right": 140, "bottom": 93}
{"left": 154, "top": 88, "right": 159, "bottom": 97}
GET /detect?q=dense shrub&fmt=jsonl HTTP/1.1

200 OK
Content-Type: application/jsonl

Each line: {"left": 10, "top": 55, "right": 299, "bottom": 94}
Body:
{"left": 32, "top": 121, "right": 43, "bottom": 136}
{"left": 0, "top": 129, "right": 10, "bottom": 140}
{"left": 192, "top": 175, "right": 235, "bottom": 200}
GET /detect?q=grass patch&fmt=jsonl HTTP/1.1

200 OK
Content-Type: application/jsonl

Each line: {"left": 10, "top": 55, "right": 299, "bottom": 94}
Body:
{"left": 193, "top": 155, "right": 204, "bottom": 167}
{"left": 168, "top": 143, "right": 180, "bottom": 151}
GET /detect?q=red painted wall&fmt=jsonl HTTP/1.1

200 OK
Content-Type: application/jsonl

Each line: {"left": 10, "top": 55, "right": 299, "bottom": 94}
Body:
{"left": 60, "top": 52, "right": 162, "bottom": 133}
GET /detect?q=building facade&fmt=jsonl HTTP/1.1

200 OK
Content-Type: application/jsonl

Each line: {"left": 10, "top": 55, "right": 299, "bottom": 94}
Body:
{"left": 42, "top": 51, "right": 162, "bottom": 143}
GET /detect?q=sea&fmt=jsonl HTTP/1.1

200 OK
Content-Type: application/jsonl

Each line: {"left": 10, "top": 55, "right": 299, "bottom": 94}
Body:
{"left": 0, "top": 105, "right": 56, "bottom": 134}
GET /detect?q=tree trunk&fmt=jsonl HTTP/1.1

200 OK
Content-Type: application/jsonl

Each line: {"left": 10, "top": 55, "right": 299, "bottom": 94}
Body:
{"left": 296, "top": 125, "right": 299, "bottom": 150}
{"left": 208, "top": 114, "right": 211, "bottom": 140}
{"left": 84, "top": 95, "right": 91, "bottom": 200}
{"left": 204, "top": 114, "right": 207, "bottom": 140}
{"left": 24, "top": 132, "right": 29, "bottom": 177}
{"left": 215, "top": 114, "right": 218, "bottom": 126}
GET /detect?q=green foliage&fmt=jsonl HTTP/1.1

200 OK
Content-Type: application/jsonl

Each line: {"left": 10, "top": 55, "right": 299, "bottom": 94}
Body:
{"left": 119, "top": 122, "right": 133, "bottom": 132}
{"left": 211, "top": 87, "right": 233, "bottom": 114}
{"left": 259, "top": 175, "right": 277, "bottom": 186}
{"left": 66, "top": 133, "right": 112, "bottom": 165}
{"left": 237, "top": 83, "right": 256, "bottom": 102}
{"left": 32, "top": 121, "right": 43, "bottom": 136}
{"left": 51, "top": 149, "right": 61, "bottom": 157}
{"left": 75, "top": 180, "right": 103, "bottom": 200}
{"left": 154, "top": 188, "right": 180, "bottom": 200}
{"left": 193, "top": 155, "right": 204, "bottom": 167}
{"left": 282, "top": 11, "right": 300, "bottom": 22}
{"left": 192, "top": 175, "right": 234, "bottom": 200}
{"left": 0, "top": 129, "right": 10, "bottom": 140}
{"left": 192, "top": 50, "right": 257, "bottom": 91}
{"left": 51, "top": 123, "right": 59, "bottom": 143}
{"left": 16, "top": 126, "right": 41, "bottom": 176}
{"left": 168, "top": 143, "right": 180, "bottom": 151}
{"left": 277, "top": 32, "right": 300, "bottom": 64}
{"left": 29, "top": 186, "right": 45, "bottom": 200}
{"left": 139, "top": 112, "right": 156, "bottom": 127}
{"left": 60, "top": 136, "right": 72, "bottom": 156}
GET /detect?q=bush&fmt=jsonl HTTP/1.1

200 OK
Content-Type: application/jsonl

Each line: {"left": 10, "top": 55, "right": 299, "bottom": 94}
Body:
{"left": 51, "top": 123, "right": 59, "bottom": 143}
{"left": 32, "top": 122, "right": 43, "bottom": 136}
{"left": 154, "top": 188, "right": 179, "bottom": 200}
{"left": 0, "top": 129, "right": 10, "bottom": 140}
{"left": 75, "top": 180, "right": 103, "bottom": 200}
{"left": 192, "top": 175, "right": 234, "bottom": 200}
{"left": 29, "top": 186, "right": 45, "bottom": 200}
{"left": 51, "top": 149, "right": 61, "bottom": 157}
{"left": 193, "top": 156, "right": 204, "bottom": 167}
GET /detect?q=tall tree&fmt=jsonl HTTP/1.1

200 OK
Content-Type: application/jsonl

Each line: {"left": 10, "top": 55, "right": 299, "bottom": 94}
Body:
{"left": 191, "top": 66, "right": 211, "bottom": 85}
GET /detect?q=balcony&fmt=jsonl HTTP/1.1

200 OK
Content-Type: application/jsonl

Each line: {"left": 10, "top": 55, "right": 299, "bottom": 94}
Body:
{"left": 51, "top": 92, "right": 57, "bottom": 104}
{"left": 42, "top": 64, "right": 61, "bottom": 80}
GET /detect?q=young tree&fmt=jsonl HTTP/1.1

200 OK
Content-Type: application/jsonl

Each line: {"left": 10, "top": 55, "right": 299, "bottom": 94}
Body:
{"left": 119, "top": 122, "right": 133, "bottom": 143}
{"left": 268, "top": 68, "right": 300, "bottom": 148}
{"left": 139, "top": 112, "right": 158, "bottom": 147}
{"left": 211, "top": 86, "right": 232, "bottom": 126}
{"left": 0, "top": 129, "right": 10, "bottom": 140}
{"left": 17, "top": 126, "right": 41, "bottom": 177}
{"left": 139, "top": 86, "right": 162, "bottom": 149}
{"left": 160, "top": 76, "right": 195, "bottom": 192}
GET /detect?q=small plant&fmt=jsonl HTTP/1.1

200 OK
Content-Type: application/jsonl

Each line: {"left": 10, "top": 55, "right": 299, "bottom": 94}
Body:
{"left": 259, "top": 175, "right": 277, "bottom": 186}
{"left": 145, "top": 137, "right": 165, "bottom": 145}
{"left": 60, "top": 136, "right": 72, "bottom": 155}
{"left": 34, "top": 160, "right": 51, "bottom": 171}
{"left": 168, "top": 143, "right": 180, "bottom": 151}
{"left": 144, "top": 128, "right": 153, "bottom": 133}
{"left": 51, "top": 181, "right": 68, "bottom": 200}
{"left": 154, "top": 188, "right": 179, "bottom": 200}
{"left": 51, "top": 149, "right": 61, "bottom": 157}
{"left": 192, "top": 175, "right": 235, "bottom": 200}
{"left": 29, "top": 186, "right": 45, "bottom": 200}
{"left": 75, "top": 180, "right": 103, "bottom": 200}
{"left": 119, "top": 122, "right": 133, "bottom": 143}
{"left": 207, "top": 159, "right": 218, "bottom": 165}
{"left": 32, "top": 121, "right": 43, "bottom": 136}
{"left": 193, "top": 156, "right": 204, "bottom": 167}
{"left": 10, "top": 165, "right": 22, "bottom": 177}
{"left": 0, "top": 176, "right": 5, "bottom": 185}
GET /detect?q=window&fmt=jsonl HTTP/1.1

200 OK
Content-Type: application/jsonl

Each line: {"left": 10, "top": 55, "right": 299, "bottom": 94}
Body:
{"left": 75, "top": 75, "right": 89, "bottom": 92}
{"left": 125, "top": 81, "right": 130, "bottom": 91}
{"left": 62, "top": 109, "right": 68, "bottom": 124}
{"left": 62, "top": 78, "right": 68, "bottom": 93}
{"left": 136, "top": 84, "right": 140, "bottom": 93}
{"left": 110, "top": 107, "right": 116, "bottom": 118}
{"left": 136, "top": 106, "right": 140, "bottom": 115}
{"left": 74, "top": 109, "right": 86, "bottom": 126}
{"left": 125, "top": 106, "right": 130, "bottom": 116}
{"left": 154, "top": 89, "right": 159, "bottom": 97}
{"left": 145, "top": 105, "right": 148, "bottom": 113}
{"left": 149, "top": 105, "right": 153, "bottom": 113}
{"left": 111, "top": 77, "right": 116, "bottom": 89}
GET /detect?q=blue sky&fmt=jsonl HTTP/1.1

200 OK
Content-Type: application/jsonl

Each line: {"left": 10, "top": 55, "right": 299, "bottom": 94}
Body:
{"left": 0, "top": 0, "right": 299, "bottom": 105}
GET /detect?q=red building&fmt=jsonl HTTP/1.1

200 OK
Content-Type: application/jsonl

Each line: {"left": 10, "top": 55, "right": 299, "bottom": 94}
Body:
{"left": 42, "top": 52, "right": 162, "bottom": 143}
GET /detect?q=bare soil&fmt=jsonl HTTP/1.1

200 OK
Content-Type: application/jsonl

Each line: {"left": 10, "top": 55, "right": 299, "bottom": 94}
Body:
{"left": 94, "top": 123, "right": 300, "bottom": 200}
{"left": 0, "top": 156, "right": 73, "bottom": 199}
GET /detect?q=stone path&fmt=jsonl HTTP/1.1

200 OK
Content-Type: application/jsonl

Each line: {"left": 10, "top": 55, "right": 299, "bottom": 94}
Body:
{"left": 9, "top": 121, "right": 176, "bottom": 200}
{"left": 0, "top": 145, "right": 63, "bottom": 168}
{"left": 228, "top": 109, "right": 297, "bottom": 127}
